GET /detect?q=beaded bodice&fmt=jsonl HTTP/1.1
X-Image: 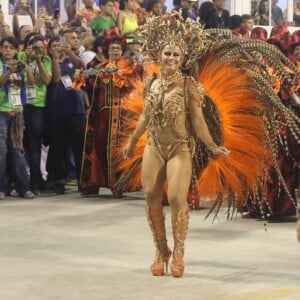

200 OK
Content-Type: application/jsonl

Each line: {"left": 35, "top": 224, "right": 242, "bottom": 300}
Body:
{"left": 144, "top": 85, "right": 185, "bottom": 127}
{"left": 144, "top": 72, "right": 187, "bottom": 134}
{"left": 144, "top": 73, "right": 204, "bottom": 136}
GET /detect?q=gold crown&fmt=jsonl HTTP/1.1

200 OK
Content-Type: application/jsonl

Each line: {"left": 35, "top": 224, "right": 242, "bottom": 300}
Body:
{"left": 138, "top": 12, "right": 205, "bottom": 69}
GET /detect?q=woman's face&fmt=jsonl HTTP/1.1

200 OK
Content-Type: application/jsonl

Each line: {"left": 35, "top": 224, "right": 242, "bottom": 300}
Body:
{"left": 108, "top": 42, "right": 123, "bottom": 61}
{"left": 161, "top": 44, "right": 183, "bottom": 74}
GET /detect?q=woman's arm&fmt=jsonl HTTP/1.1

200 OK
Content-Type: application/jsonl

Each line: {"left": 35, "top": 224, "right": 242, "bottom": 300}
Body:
{"left": 188, "top": 78, "right": 229, "bottom": 156}
{"left": 123, "top": 110, "right": 149, "bottom": 159}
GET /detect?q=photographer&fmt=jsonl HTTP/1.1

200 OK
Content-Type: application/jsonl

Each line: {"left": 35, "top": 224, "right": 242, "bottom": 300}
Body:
{"left": 45, "top": 34, "right": 85, "bottom": 194}
{"left": 0, "top": 36, "right": 35, "bottom": 200}
{"left": 18, "top": 33, "right": 52, "bottom": 194}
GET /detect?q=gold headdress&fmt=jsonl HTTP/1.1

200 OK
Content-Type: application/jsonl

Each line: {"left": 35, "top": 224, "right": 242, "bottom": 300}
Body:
{"left": 138, "top": 12, "right": 206, "bottom": 69}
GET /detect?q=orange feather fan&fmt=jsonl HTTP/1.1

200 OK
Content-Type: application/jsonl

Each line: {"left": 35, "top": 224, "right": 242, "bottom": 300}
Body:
{"left": 197, "top": 55, "right": 268, "bottom": 200}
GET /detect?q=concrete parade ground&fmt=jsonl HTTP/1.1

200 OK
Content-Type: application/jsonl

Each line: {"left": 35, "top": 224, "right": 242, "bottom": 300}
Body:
{"left": 0, "top": 188, "right": 299, "bottom": 300}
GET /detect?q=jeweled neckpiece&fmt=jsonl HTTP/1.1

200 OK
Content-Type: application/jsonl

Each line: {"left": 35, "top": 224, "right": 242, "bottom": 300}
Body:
{"left": 157, "top": 71, "right": 183, "bottom": 91}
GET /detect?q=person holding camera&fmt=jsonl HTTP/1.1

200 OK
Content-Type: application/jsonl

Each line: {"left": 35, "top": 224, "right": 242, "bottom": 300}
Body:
{"left": 18, "top": 33, "right": 52, "bottom": 194}
{"left": 46, "top": 31, "right": 85, "bottom": 194}
{"left": 0, "top": 36, "right": 35, "bottom": 200}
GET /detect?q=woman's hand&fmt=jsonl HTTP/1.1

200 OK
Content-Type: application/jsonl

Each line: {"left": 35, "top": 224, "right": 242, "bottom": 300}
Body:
{"left": 123, "top": 140, "right": 136, "bottom": 160}
{"left": 212, "top": 146, "right": 230, "bottom": 157}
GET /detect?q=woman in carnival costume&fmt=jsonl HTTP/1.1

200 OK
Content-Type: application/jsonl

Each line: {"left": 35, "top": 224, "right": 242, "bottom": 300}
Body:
{"left": 75, "top": 28, "right": 143, "bottom": 197}
{"left": 117, "top": 13, "right": 300, "bottom": 276}
{"left": 116, "top": 13, "right": 300, "bottom": 276}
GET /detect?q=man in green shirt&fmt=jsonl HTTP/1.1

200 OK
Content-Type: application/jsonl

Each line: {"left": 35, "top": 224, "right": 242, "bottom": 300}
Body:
{"left": 90, "top": 0, "right": 116, "bottom": 37}
{"left": 18, "top": 33, "right": 52, "bottom": 194}
{"left": 0, "top": 36, "right": 35, "bottom": 200}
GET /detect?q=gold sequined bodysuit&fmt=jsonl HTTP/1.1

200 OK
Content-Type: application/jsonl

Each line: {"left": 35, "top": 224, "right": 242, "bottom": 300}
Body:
{"left": 143, "top": 73, "right": 204, "bottom": 162}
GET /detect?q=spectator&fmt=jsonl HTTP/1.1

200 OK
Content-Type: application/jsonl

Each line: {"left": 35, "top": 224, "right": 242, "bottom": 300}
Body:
{"left": 134, "top": 0, "right": 147, "bottom": 25}
{"left": 198, "top": 1, "right": 214, "bottom": 26}
{"left": 124, "top": 36, "right": 143, "bottom": 64}
{"left": 117, "top": 0, "right": 139, "bottom": 43}
{"left": 76, "top": 0, "right": 101, "bottom": 25}
{"left": 232, "top": 14, "right": 254, "bottom": 38}
{"left": 64, "top": 0, "right": 77, "bottom": 25}
{"left": 271, "top": 0, "right": 284, "bottom": 25}
{"left": 201, "top": 0, "right": 231, "bottom": 29}
{"left": 229, "top": 14, "right": 243, "bottom": 30}
{"left": 294, "top": 0, "right": 300, "bottom": 27}
{"left": 46, "top": 31, "right": 86, "bottom": 194}
{"left": 172, "top": 0, "right": 198, "bottom": 21}
{"left": 89, "top": 0, "right": 116, "bottom": 37}
{"left": 86, "top": 36, "right": 106, "bottom": 69}
{"left": 18, "top": 33, "right": 52, "bottom": 194}
{"left": 0, "top": 36, "right": 35, "bottom": 200}
{"left": 254, "top": 0, "right": 269, "bottom": 25}
{"left": 241, "top": 14, "right": 255, "bottom": 32}
{"left": 147, "top": 0, "right": 164, "bottom": 17}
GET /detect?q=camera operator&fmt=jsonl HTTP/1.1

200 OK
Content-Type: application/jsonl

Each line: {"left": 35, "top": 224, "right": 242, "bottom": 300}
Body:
{"left": 18, "top": 33, "right": 52, "bottom": 194}
{"left": 45, "top": 33, "right": 85, "bottom": 194}
{"left": 0, "top": 36, "right": 35, "bottom": 200}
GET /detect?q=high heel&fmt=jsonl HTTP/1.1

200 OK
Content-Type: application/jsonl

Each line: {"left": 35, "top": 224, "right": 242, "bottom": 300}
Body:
{"left": 151, "top": 246, "right": 172, "bottom": 276}
{"left": 146, "top": 207, "right": 172, "bottom": 276}
{"left": 170, "top": 209, "right": 189, "bottom": 278}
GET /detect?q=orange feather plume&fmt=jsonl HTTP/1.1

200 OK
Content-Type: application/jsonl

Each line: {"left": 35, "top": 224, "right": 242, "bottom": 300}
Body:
{"left": 197, "top": 55, "right": 269, "bottom": 199}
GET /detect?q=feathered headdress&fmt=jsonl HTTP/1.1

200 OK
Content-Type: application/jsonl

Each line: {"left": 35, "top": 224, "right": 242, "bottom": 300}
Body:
{"left": 138, "top": 12, "right": 205, "bottom": 69}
